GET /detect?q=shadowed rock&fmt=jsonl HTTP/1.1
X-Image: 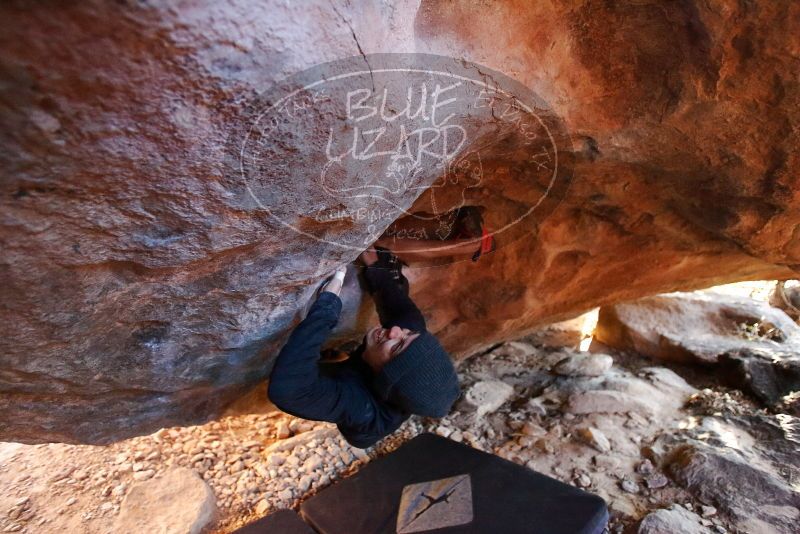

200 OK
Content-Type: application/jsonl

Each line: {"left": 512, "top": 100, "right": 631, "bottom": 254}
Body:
{"left": 595, "top": 292, "right": 800, "bottom": 409}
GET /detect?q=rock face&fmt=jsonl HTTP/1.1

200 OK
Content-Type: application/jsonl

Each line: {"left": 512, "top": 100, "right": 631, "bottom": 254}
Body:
{"left": 2, "top": 1, "right": 800, "bottom": 443}
{"left": 595, "top": 292, "right": 800, "bottom": 364}
{"left": 595, "top": 292, "right": 800, "bottom": 409}
{"left": 637, "top": 505, "right": 712, "bottom": 534}
{"left": 464, "top": 380, "right": 515, "bottom": 417}
{"left": 114, "top": 468, "right": 217, "bottom": 534}
{"left": 553, "top": 353, "right": 613, "bottom": 377}
{"left": 770, "top": 281, "right": 800, "bottom": 321}
{"left": 652, "top": 414, "right": 800, "bottom": 534}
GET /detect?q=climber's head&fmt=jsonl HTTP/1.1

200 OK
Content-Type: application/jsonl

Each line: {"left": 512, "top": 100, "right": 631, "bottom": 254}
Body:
{"left": 363, "top": 325, "right": 420, "bottom": 370}
{"left": 366, "top": 327, "right": 460, "bottom": 418}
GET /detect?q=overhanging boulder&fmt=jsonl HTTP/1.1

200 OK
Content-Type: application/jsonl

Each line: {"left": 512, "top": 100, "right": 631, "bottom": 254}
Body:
{"left": 1, "top": 1, "right": 799, "bottom": 443}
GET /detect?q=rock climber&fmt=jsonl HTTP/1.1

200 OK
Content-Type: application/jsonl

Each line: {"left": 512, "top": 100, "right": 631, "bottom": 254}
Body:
{"left": 267, "top": 247, "right": 461, "bottom": 448}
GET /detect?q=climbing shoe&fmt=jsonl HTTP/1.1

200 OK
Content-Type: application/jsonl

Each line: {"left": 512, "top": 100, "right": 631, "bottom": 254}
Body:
{"left": 452, "top": 206, "right": 496, "bottom": 261}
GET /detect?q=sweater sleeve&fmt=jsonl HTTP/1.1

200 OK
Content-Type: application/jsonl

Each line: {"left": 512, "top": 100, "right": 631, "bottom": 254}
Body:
{"left": 268, "top": 291, "right": 410, "bottom": 447}
{"left": 267, "top": 292, "right": 351, "bottom": 422}
{"left": 268, "top": 291, "right": 378, "bottom": 434}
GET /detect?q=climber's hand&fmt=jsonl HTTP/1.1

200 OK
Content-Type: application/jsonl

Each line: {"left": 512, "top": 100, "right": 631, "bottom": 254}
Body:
{"left": 321, "top": 265, "right": 347, "bottom": 296}
{"left": 359, "top": 249, "right": 379, "bottom": 266}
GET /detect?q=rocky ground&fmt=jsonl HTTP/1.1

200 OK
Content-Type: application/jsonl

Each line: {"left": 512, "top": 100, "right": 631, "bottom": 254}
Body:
{"left": 1, "top": 284, "right": 798, "bottom": 534}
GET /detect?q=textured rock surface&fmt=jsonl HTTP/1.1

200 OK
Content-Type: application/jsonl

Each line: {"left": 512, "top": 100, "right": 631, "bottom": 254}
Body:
{"left": 637, "top": 505, "right": 712, "bottom": 534}
{"left": 2, "top": 1, "right": 800, "bottom": 443}
{"left": 770, "top": 281, "right": 800, "bottom": 321}
{"left": 464, "top": 380, "right": 515, "bottom": 417}
{"left": 553, "top": 352, "right": 613, "bottom": 377}
{"left": 595, "top": 292, "right": 800, "bottom": 409}
{"left": 595, "top": 292, "right": 800, "bottom": 364}
{"left": 656, "top": 415, "right": 800, "bottom": 534}
{"left": 114, "top": 468, "right": 217, "bottom": 534}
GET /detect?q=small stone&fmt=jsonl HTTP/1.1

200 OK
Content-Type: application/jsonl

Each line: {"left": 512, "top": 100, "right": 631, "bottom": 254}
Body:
{"left": 517, "top": 435, "right": 535, "bottom": 448}
{"left": 520, "top": 422, "right": 546, "bottom": 437}
{"left": 229, "top": 461, "right": 244, "bottom": 473}
{"left": 567, "top": 390, "right": 655, "bottom": 415}
{"left": 464, "top": 380, "right": 514, "bottom": 416}
{"left": 255, "top": 500, "right": 269, "bottom": 515}
{"left": 115, "top": 468, "right": 216, "bottom": 534}
{"left": 553, "top": 352, "right": 613, "bottom": 377}
{"left": 100, "top": 502, "right": 114, "bottom": 512}
{"left": 620, "top": 478, "right": 639, "bottom": 494}
{"left": 133, "top": 470, "right": 155, "bottom": 481}
{"left": 351, "top": 448, "right": 369, "bottom": 461}
{"left": 298, "top": 475, "right": 313, "bottom": 492}
{"left": 526, "top": 398, "right": 548, "bottom": 416}
{"left": 574, "top": 427, "right": 611, "bottom": 452}
{"left": 66, "top": 497, "right": 77, "bottom": 506}
{"left": 637, "top": 459, "right": 655, "bottom": 475}
{"left": 304, "top": 455, "right": 323, "bottom": 472}
{"left": 534, "top": 438, "right": 554, "bottom": 454}
{"left": 627, "top": 412, "right": 649, "bottom": 427}
{"left": 700, "top": 505, "right": 717, "bottom": 518}
{"left": 576, "top": 473, "right": 592, "bottom": 488}
{"left": 276, "top": 422, "right": 291, "bottom": 439}
{"left": 267, "top": 453, "right": 286, "bottom": 466}
{"left": 645, "top": 473, "right": 669, "bottom": 489}
{"left": 72, "top": 470, "right": 88, "bottom": 481}
{"left": 434, "top": 426, "right": 452, "bottom": 438}
{"left": 278, "top": 489, "right": 293, "bottom": 501}
{"left": 638, "top": 505, "right": 712, "bottom": 534}
{"left": 593, "top": 454, "right": 621, "bottom": 471}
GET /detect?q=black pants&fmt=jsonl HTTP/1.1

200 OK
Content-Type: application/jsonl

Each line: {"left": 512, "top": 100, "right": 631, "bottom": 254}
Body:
{"left": 363, "top": 249, "right": 427, "bottom": 333}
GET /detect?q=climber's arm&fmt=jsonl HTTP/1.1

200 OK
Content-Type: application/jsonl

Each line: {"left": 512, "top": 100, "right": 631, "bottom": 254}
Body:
{"left": 268, "top": 290, "right": 402, "bottom": 442}
{"left": 361, "top": 250, "right": 427, "bottom": 332}
{"left": 268, "top": 291, "right": 351, "bottom": 422}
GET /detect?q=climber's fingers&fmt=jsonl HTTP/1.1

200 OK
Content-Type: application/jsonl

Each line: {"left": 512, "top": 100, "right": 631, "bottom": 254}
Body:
{"left": 320, "top": 265, "right": 348, "bottom": 296}
{"left": 359, "top": 249, "right": 379, "bottom": 266}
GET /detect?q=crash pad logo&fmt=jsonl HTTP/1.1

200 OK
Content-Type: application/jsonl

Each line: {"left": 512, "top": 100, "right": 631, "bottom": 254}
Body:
{"left": 396, "top": 474, "right": 473, "bottom": 533}
{"left": 235, "top": 54, "right": 572, "bottom": 260}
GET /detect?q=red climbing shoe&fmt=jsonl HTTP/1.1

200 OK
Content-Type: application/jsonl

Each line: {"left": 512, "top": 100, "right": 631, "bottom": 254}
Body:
{"left": 471, "top": 226, "right": 496, "bottom": 261}
{"left": 453, "top": 206, "right": 496, "bottom": 261}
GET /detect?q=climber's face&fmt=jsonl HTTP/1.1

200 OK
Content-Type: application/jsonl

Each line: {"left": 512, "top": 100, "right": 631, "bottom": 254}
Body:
{"left": 363, "top": 325, "right": 420, "bottom": 372}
